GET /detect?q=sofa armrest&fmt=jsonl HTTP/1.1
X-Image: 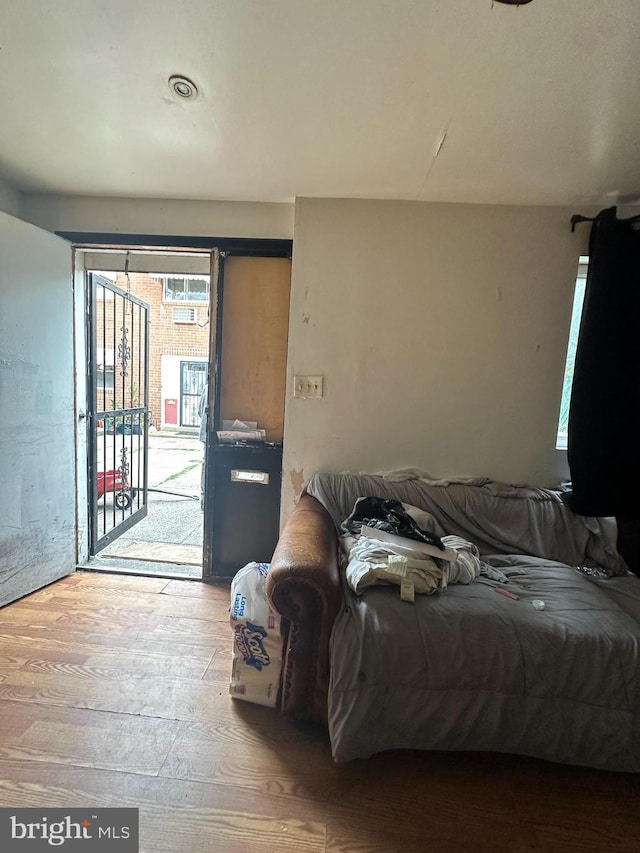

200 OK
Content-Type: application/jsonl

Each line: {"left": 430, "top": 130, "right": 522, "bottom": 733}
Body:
{"left": 266, "top": 494, "right": 341, "bottom": 724}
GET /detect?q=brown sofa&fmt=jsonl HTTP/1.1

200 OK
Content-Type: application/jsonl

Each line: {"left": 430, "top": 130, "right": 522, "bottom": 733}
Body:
{"left": 265, "top": 494, "right": 340, "bottom": 724}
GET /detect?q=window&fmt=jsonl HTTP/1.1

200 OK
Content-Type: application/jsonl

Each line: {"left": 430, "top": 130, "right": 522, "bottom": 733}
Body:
{"left": 162, "top": 276, "right": 209, "bottom": 302}
{"left": 96, "top": 349, "right": 116, "bottom": 391}
{"left": 97, "top": 364, "right": 116, "bottom": 390}
{"left": 556, "top": 256, "right": 588, "bottom": 450}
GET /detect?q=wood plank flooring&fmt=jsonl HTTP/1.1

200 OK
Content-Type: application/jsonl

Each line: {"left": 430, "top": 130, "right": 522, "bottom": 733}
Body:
{"left": 1, "top": 571, "right": 639, "bottom": 852}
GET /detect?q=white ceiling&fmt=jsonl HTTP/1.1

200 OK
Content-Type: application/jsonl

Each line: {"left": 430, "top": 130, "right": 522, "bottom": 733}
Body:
{"left": 1, "top": 0, "right": 639, "bottom": 206}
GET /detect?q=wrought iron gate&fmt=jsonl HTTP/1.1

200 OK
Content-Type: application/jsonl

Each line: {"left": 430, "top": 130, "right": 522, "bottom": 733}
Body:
{"left": 87, "top": 272, "right": 150, "bottom": 553}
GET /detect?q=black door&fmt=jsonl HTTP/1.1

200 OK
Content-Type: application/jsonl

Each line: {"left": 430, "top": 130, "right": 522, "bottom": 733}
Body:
{"left": 201, "top": 254, "right": 291, "bottom": 579}
{"left": 180, "top": 361, "right": 208, "bottom": 427}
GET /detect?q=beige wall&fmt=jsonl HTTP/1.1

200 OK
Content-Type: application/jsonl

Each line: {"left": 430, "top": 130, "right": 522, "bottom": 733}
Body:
{"left": 0, "top": 176, "right": 23, "bottom": 219}
{"left": 21, "top": 194, "right": 294, "bottom": 239}
{"left": 281, "top": 197, "right": 592, "bottom": 517}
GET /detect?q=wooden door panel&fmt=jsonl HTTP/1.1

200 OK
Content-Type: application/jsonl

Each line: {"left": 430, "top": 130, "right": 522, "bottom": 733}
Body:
{"left": 218, "top": 257, "right": 291, "bottom": 442}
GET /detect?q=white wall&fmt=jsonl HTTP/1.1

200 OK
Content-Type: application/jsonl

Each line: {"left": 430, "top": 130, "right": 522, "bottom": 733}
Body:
{"left": 282, "top": 197, "right": 591, "bottom": 517}
{"left": 21, "top": 194, "right": 294, "bottom": 239}
{"left": 0, "top": 176, "right": 23, "bottom": 219}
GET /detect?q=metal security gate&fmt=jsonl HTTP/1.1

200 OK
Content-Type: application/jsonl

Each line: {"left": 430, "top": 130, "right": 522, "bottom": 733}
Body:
{"left": 180, "top": 361, "right": 208, "bottom": 426}
{"left": 87, "top": 272, "right": 150, "bottom": 553}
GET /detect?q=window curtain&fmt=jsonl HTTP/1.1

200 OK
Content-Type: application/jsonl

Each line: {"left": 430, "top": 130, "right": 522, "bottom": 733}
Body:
{"left": 564, "top": 206, "right": 640, "bottom": 518}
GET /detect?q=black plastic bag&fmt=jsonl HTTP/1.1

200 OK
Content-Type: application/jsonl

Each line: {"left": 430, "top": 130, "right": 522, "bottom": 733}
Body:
{"left": 344, "top": 496, "right": 444, "bottom": 550}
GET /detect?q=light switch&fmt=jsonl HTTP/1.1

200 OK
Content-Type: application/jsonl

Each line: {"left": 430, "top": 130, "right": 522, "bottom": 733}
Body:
{"left": 293, "top": 374, "right": 323, "bottom": 398}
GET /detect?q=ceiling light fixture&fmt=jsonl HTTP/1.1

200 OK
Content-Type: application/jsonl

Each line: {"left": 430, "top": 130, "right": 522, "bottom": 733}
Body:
{"left": 168, "top": 75, "right": 199, "bottom": 100}
{"left": 493, "top": 0, "right": 534, "bottom": 4}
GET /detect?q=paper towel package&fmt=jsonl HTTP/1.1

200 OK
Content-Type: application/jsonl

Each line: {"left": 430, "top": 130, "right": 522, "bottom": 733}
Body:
{"left": 229, "top": 561, "right": 283, "bottom": 708}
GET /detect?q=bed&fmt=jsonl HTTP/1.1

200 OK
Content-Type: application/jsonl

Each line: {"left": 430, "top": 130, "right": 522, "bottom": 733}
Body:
{"left": 267, "top": 471, "right": 640, "bottom": 770}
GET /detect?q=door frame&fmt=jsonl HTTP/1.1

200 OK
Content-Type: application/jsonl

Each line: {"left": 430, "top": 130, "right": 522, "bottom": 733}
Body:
{"left": 67, "top": 235, "right": 292, "bottom": 578}
{"left": 72, "top": 250, "right": 91, "bottom": 565}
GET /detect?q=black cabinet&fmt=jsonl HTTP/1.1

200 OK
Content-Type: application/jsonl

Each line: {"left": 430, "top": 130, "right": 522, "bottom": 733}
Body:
{"left": 206, "top": 443, "right": 283, "bottom": 578}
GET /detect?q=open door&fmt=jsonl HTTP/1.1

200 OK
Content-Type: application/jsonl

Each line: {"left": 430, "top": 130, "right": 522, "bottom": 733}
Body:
{"left": 87, "top": 272, "right": 150, "bottom": 554}
{"left": 203, "top": 254, "right": 291, "bottom": 579}
{"left": 0, "top": 212, "right": 76, "bottom": 606}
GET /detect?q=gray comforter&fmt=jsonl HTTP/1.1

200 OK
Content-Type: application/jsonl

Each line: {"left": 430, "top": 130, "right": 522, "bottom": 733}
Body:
{"left": 305, "top": 471, "right": 640, "bottom": 769}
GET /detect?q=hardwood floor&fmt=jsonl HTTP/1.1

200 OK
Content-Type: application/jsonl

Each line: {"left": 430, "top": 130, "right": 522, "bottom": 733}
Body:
{"left": 1, "top": 571, "right": 639, "bottom": 852}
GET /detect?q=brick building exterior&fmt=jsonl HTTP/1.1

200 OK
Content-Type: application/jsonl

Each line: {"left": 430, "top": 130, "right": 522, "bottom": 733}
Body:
{"left": 95, "top": 272, "right": 210, "bottom": 429}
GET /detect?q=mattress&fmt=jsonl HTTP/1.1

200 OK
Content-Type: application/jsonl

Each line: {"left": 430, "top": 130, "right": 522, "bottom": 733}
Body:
{"left": 329, "top": 555, "right": 640, "bottom": 768}
{"left": 304, "top": 471, "right": 640, "bottom": 768}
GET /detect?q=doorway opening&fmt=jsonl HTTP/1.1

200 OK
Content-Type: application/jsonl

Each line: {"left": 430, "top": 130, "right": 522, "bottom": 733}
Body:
{"left": 75, "top": 247, "right": 214, "bottom": 580}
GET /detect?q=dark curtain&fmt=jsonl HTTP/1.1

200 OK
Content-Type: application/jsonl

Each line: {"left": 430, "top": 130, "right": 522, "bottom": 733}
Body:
{"left": 564, "top": 207, "right": 640, "bottom": 518}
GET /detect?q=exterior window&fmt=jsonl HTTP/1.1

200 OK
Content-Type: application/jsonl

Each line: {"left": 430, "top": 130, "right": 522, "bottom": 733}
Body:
{"left": 98, "top": 364, "right": 116, "bottom": 391}
{"left": 97, "top": 349, "right": 116, "bottom": 391}
{"left": 556, "top": 257, "right": 588, "bottom": 450}
{"left": 162, "top": 276, "right": 209, "bottom": 303}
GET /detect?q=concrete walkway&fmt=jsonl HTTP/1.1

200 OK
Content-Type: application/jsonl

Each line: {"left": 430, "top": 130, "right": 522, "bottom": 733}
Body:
{"left": 95, "top": 430, "right": 205, "bottom": 577}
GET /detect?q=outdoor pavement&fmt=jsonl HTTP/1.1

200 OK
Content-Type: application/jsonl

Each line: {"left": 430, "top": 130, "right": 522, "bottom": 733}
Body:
{"left": 136, "top": 429, "right": 204, "bottom": 546}
{"left": 93, "top": 430, "right": 205, "bottom": 577}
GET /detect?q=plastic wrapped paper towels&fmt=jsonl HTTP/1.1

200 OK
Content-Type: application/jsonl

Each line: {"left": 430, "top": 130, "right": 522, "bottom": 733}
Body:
{"left": 229, "top": 562, "right": 283, "bottom": 708}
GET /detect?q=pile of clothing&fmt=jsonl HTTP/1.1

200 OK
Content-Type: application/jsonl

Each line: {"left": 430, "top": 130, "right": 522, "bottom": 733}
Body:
{"left": 340, "top": 496, "right": 481, "bottom": 602}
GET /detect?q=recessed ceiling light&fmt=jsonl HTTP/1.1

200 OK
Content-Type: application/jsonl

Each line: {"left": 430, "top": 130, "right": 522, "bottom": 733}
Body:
{"left": 168, "top": 75, "right": 199, "bottom": 100}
